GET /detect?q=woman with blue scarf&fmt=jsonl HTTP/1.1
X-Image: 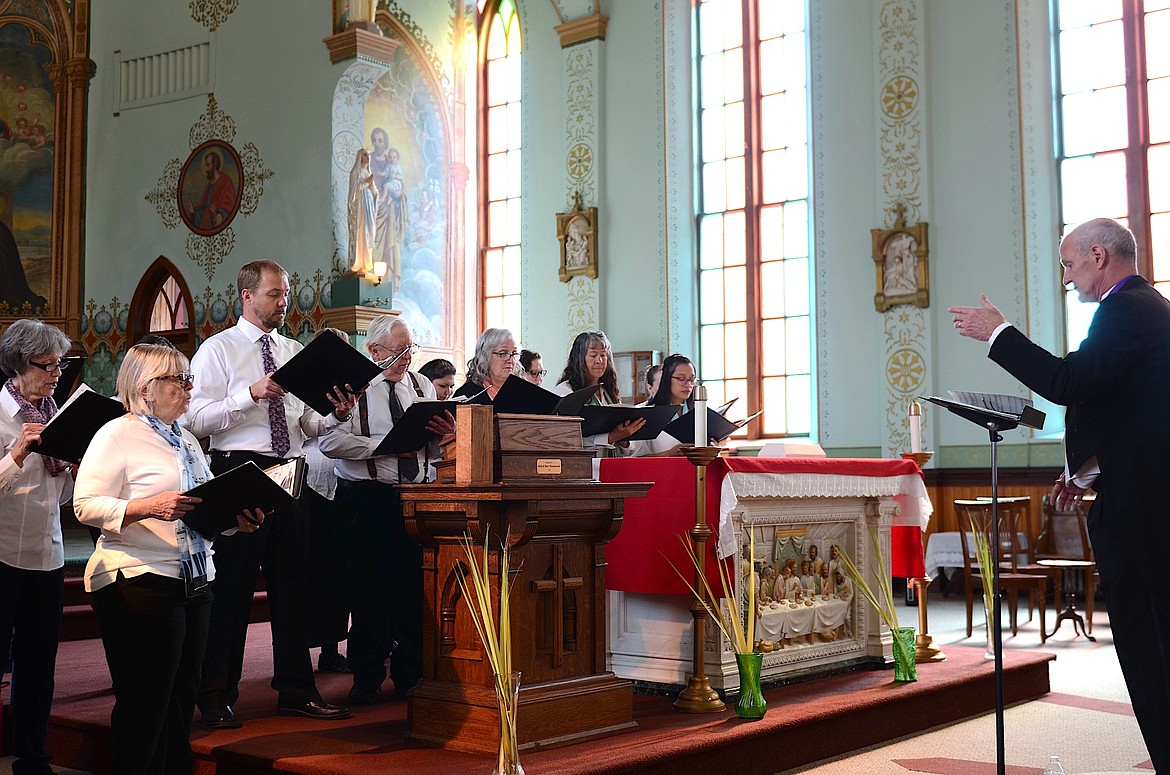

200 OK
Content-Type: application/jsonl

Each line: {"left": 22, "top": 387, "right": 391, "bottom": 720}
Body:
{"left": 74, "top": 344, "right": 265, "bottom": 775}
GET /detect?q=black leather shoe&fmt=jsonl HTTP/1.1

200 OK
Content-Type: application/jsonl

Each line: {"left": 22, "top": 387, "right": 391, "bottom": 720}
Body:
{"left": 277, "top": 699, "right": 351, "bottom": 720}
{"left": 318, "top": 652, "right": 351, "bottom": 674}
{"left": 348, "top": 683, "right": 381, "bottom": 705}
{"left": 201, "top": 705, "right": 242, "bottom": 730}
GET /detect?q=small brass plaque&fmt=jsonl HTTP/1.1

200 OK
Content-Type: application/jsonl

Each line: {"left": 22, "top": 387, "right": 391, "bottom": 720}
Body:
{"left": 536, "top": 458, "right": 562, "bottom": 475}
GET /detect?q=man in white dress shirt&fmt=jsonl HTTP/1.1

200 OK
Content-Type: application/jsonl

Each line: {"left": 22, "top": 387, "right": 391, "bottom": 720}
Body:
{"left": 187, "top": 260, "right": 354, "bottom": 728}
{"left": 319, "top": 314, "right": 453, "bottom": 704}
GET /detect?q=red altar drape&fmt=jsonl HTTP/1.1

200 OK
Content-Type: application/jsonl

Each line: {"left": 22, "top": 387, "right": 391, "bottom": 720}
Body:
{"left": 599, "top": 457, "right": 927, "bottom": 596}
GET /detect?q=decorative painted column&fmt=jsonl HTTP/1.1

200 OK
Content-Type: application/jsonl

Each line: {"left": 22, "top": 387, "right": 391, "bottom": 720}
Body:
{"left": 556, "top": 13, "right": 608, "bottom": 342}
{"left": 874, "top": 0, "right": 933, "bottom": 458}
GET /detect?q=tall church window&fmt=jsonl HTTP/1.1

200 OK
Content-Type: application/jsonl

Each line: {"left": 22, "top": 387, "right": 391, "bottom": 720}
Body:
{"left": 479, "top": 0, "right": 522, "bottom": 333}
{"left": 1056, "top": 0, "right": 1170, "bottom": 348}
{"left": 695, "top": 0, "right": 813, "bottom": 439}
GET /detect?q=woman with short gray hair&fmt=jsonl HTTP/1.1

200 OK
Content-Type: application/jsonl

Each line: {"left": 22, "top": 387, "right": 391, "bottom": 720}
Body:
{"left": 453, "top": 327, "right": 519, "bottom": 400}
{"left": 0, "top": 318, "right": 75, "bottom": 775}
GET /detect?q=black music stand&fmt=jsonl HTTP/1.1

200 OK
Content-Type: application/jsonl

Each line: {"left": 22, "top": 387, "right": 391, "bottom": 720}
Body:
{"left": 921, "top": 395, "right": 1046, "bottom": 775}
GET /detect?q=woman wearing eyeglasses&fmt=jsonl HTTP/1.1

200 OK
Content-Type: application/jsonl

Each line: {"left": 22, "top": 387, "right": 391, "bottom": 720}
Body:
{"left": 74, "top": 344, "right": 265, "bottom": 775}
{"left": 519, "top": 349, "right": 546, "bottom": 386}
{"left": 553, "top": 331, "right": 645, "bottom": 450}
{"left": 0, "top": 318, "right": 75, "bottom": 775}
{"left": 628, "top": 353, "right": 696, "bottom": 457}
{"left": 453, "top": 328, "right": 520, "bottom": 400}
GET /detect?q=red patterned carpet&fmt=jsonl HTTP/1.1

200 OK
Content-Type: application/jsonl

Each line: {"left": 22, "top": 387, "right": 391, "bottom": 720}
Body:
{"left": 0, "top": 622, "right": 1054, "bottom": 775}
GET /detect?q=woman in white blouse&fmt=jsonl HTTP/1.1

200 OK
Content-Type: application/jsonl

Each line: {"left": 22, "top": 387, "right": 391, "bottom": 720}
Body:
{"left": 628, "top": 353, "right": 695, "bottom": 457}
{"left": 552, "top": 331, "right": 644, "bottom": 450}
{"left": 0, "top": 318, "right": 75, "bottom": 775}
{"left": 74, "top": 344, "right": 263, "bottom": 775}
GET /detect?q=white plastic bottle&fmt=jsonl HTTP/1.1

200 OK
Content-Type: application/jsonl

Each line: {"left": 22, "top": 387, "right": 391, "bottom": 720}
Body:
{"left": 1043, "top": 755, "right": 1066, "bottom": 775}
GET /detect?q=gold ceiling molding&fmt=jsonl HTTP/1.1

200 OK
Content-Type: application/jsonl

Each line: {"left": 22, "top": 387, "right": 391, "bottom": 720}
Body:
{"left": 189, "top": 0, "right": 238, "bottom": 32}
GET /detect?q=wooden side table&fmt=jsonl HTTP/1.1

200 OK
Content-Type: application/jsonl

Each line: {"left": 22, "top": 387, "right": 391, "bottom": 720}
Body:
{"left": 1037, "top": 558, "right": 1097, "bottom": 641}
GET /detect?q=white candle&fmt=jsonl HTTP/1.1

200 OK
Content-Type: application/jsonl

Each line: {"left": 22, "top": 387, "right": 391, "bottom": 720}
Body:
{"left": 694, "top": 383, "right": 708, "bottom": 447}
{"left": 908, "top": 400, "right": 922, "bottom": 453}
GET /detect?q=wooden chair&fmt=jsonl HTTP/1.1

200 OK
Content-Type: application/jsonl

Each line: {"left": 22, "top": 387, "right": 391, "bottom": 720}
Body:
{"left": 954, "top": 499, "right": 1048, "bottom": 643}
{"left": 1035, "top": 493, "right": 1098, "bottom": 635}
{"left": 979, "top": 495, "right": 1059, "bottom": 616}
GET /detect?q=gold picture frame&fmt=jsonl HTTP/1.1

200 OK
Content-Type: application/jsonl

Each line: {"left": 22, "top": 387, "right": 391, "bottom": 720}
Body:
{"left": 872, "top": 204, "right": 929, "bottom": 312}
{"left": 557, "top": 192, "right": 598, "bottom": 282}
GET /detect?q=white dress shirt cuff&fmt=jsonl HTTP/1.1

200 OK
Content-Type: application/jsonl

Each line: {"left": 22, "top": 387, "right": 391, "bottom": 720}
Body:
{"left": 988, "top": 321, "right": 1012, "bottom": 346}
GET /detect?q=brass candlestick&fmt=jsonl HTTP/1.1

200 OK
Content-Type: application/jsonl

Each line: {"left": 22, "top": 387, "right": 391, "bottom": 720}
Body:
{"left": 673, "top": 444, "right": 727, "bottom": 713}
{"left": 899, "top": 451, "right": 944, "bottom": 663}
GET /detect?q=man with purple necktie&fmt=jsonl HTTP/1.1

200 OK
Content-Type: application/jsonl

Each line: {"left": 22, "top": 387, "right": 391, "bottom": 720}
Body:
{"left": 187, "top": 259, "right": 356, "bottom": 728}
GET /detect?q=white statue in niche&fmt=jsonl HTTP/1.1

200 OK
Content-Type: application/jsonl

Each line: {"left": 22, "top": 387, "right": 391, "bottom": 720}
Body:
{"left": 565, "top": 215, "right": 590, "bottom": 270}
{"left": 883, "top": 232, "right": 919, "bottom": 296}
{"left": 347, "top": 148, "right": 378, "bottom": 276}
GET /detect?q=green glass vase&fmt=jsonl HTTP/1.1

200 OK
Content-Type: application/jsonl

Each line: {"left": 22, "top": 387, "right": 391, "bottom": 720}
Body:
{"left": 734, "top": 652, "right": 767, "bottom": 719}
{"left": 892, "top": 626, "right": 917, "bottom": 682}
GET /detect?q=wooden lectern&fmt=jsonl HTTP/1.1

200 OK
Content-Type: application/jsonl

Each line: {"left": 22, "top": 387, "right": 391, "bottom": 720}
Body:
{"left": 401, "top": 404, "right": 652, "bottom": 753}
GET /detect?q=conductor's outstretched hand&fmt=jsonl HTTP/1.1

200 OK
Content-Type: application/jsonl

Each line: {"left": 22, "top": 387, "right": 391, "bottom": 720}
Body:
{"left": 947, "top": 294, "right": 1006, "bottom": 342}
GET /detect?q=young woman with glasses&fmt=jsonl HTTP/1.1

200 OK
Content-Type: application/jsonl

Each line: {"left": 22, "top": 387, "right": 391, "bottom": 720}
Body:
{"left": 628, "top": 353, "right": 695, "bottom": 457}
{"left": 519, "top": 350, "right": 546, "bottom": 386}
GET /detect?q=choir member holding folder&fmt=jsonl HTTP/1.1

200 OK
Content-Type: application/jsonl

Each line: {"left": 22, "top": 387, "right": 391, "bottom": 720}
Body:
{"left": 452, "top": 327, "right": 519, "bottom": 399}
{"left": 319, "top": 315, "right": 454, "bottom": 705}
{"left": 74, "top": 344, "right": 266, "bottom": 775}
{"left": 186, "top": 260, "right": 355, "bottom": 730}
{"left": 552, "top": 331, "right": 645, "bottom": 451}
{"left": 628, "top": 353, "right": 695, "bottom": 457}
{"left": 0, "top": 319, "right": 74, "bottom": 775}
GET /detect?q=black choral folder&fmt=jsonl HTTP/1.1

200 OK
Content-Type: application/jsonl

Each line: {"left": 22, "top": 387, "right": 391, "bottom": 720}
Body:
{"left": 663, "top": 407, "right": 741, "bottom": 445}
{"left": 579, "top": 404, "right": 682, "bottom": 441}
{"left": 473, "top": 374, "right": 600, "bottom": 416}
{"left": 181, "top": 461, "right": 296, "bottom": 540}
{"left": 372, "top": 400, "right": 458, "bottom": 455}
{"left": 30, "top": 388, "right": 126, "bottom": 465}
{"left": 270, "top": 332, "right": 383, "bottom": 417}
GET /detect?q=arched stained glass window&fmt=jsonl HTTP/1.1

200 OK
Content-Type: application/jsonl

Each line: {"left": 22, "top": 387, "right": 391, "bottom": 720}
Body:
{"left": 480, "top": 0, "right": 522, "bottom": 333}
{"left": 695, "top": 0, "right": 814, "bottom": 439}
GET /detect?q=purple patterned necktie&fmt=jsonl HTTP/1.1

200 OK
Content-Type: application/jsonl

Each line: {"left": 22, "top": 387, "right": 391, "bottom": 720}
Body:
{"left": 260, "top": 335, "right": 290, "bottom": 457}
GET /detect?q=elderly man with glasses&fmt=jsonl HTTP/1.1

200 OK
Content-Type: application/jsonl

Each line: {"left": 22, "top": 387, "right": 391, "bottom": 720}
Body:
{"left": 319, "top": 314, "right": 454, "bottom": 704}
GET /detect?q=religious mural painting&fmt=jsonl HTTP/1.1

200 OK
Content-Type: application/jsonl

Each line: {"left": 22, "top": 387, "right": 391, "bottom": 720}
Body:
{"left": 360, "top": 41, "right": 450, "bottom": 347}
{"left": 178, "top": 140, "right": 243, "bottom": 237}
{"left": 0, "top": 22, "right": 54, "bottom": 315}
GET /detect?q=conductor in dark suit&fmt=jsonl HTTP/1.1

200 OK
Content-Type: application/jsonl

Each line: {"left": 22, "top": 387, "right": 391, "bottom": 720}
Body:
{"left": 949, "top": 217, "right": 1170, "bottom": 773}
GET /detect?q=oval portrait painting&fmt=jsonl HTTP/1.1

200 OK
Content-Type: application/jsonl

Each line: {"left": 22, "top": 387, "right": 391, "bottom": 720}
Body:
{"left": 177, "top": 140, "right": 243, "bottom": 236}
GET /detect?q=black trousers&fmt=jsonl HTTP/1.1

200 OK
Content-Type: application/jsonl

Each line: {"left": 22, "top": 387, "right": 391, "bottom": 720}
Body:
{"left": 303, "top": 485, "right": 350, "bottom": 648}
{"left": 0, "top": 561, "right": 64, "bottom": 775}
{"left": 334, "top": 479, "right": 423, "bottom": 692}
{"left": 92, "top": 573, "right": 212, "bottom": 775}
{"left": 198, "top": 451, "right": 318, "bottom": 712}
{"left": 1089, "top": 494, "right": 1170, "bottom": 774}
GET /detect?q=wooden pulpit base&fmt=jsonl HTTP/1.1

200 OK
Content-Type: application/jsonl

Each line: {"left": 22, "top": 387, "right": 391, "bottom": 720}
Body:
{"left": 402, "top": 479, "right": 651, "bottom": 753}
